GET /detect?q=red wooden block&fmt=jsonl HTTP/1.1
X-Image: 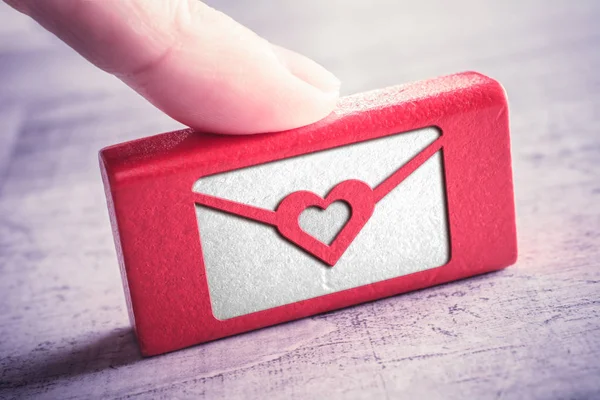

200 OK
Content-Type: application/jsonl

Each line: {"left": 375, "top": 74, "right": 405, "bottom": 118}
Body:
{"left": 99, "top": 71, "right": 517, "bottom": 356}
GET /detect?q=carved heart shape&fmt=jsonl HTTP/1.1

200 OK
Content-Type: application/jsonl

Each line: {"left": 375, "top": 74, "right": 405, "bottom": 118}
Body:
{"left": 276, "top": 180, "right": 375, "bottom": 266}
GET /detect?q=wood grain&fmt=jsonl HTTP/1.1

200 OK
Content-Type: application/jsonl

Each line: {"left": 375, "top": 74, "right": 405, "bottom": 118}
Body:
{"left": 1, "top": 0, "right": 599, "bottom": 399}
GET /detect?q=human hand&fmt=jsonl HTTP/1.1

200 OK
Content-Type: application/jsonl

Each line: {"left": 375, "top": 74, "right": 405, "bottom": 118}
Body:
{"left": 4, "top": 0, "right": 341, "bottom": 134}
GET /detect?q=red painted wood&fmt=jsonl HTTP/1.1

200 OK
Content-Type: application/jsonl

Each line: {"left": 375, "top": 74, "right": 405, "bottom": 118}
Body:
{"left": 99, "top": 71, "right": 517, "bottom": 356}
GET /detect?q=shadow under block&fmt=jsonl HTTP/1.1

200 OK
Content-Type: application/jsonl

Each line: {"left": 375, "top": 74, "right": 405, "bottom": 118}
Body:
{"left": 99, "top": 71, "right": 517, "bottom": 356}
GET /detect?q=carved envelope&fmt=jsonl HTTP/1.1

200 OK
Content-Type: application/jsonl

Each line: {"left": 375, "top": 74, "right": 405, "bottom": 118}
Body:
{"left": 192, "top": 127, "right": 449, "bottom": 320}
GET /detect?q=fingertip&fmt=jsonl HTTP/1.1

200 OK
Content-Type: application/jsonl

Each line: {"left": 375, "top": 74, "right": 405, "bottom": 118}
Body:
{"left": 120, "top": 17, "right": 341, "bottom": 135}
{"left": 270, "top": 44, "right": 341, "bottom": 97}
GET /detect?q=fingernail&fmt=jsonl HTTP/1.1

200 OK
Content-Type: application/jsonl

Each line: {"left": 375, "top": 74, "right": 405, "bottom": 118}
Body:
{"left": 271, "top": 44, "right": 341, "bottom": 94}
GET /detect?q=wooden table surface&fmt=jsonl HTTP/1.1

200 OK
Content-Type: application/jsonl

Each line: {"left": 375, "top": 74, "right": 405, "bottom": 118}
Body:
{"left": 1, "top": 1, "right": 599, "bottom": 399}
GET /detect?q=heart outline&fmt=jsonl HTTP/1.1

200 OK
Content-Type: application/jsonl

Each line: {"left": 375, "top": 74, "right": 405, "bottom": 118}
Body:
{"left": 276, "top": 180, "right": 375, "bottom": 266}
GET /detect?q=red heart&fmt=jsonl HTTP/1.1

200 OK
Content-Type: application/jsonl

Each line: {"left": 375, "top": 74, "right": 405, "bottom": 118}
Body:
{"left": 276, "top": 180, "right": 375, "bottom": 266}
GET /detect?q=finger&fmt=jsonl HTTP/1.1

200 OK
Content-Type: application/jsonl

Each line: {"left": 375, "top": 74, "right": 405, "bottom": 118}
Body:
{"left": 5, "top": 0, "right": 341, "bottom": 134}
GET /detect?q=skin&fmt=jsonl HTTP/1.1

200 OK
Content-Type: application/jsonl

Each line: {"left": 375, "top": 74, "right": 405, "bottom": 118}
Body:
{"left": 4, "top": 0, "right": 341, "bottom": 134}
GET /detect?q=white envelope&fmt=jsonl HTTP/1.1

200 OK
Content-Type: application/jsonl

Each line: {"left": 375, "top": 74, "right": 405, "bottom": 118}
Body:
{"left": 193, "top": 127, "right": 450, "bottom": 320}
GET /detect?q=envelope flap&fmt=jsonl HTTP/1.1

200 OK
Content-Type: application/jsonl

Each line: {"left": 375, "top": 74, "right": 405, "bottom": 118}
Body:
{"left": 192, "top": 127, "right": 440, "bottom": 210}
